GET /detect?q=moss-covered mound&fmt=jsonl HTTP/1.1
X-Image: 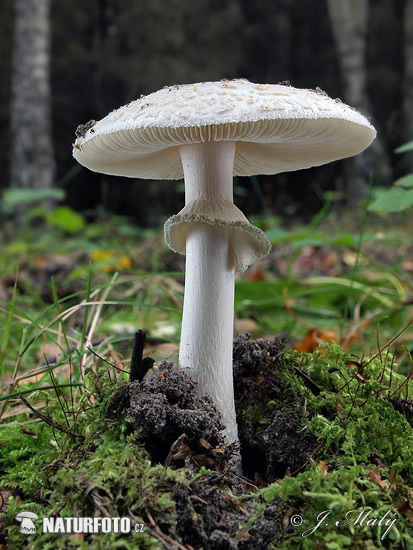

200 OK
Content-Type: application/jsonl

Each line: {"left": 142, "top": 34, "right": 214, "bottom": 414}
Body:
{"left": 1, "top": 335, "right": 412, "bottom": 549}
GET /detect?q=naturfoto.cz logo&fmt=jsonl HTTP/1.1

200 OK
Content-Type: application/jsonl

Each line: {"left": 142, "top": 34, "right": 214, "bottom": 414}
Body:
{"left": 15, "top": 514, "right": 145, "bottom": 535}
{"left": 42, "top": 517, "right": 145, "bottom": 534}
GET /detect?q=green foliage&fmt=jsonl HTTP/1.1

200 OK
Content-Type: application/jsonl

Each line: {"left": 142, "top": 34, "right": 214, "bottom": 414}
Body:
{"left": 1, "top": 203, "right": 412, "bottom": 549}
{"left": 255, "top": 342, "right": 413, "bottom": 550}
{"left": 0, "top": 422, "right": 59, "bottom": 496}
{"left": 298, "top": 343, "right": 412, "bottom": 464}
{"left": 266, "top": 227, "right": 360, "bottom": 248}
{"left": 1, "top": 187, "right": 86, "bottom": 234}
{"left": 3, "top": 430, "right": 163, "bottom": 548}
{"left": 368, "top": 186, "right": 413, "bottom": 213}
{"left": 44, "top": 206, "right": 86, "bottom": 233}
{"left": 394, "top": 174, "right": 413, "bottom": 189}
{"left": 1, "top": 373, "right": 172, "bottom": 549}
{"left": 263, "top": 463, "right": 411, "bottom": 549}
{"left": 1, "top": 188, "right": 65, "bottom": 211}
{"left": 1, "top": 339, "right": 412, "bottom": 549}
{"left": 369, "top": 142, "right": 413, "bottom": 213}
{"left": 395, "top": 141, "right": 413, "bottom": 154}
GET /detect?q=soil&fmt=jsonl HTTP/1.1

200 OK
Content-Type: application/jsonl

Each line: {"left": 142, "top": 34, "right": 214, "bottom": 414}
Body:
{"left": 106, "top": 333, "right": 317, "bottom": 549}
{"left": 233, "top": 333, "right": 317, "bottom": 482}
{"left": 5, "top": 333, "right": 411, "bottom": 549}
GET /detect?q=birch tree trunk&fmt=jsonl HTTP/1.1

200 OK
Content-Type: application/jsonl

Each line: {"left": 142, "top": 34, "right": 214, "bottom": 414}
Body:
{"left": 326, "top": 0, "right": 387, "bottom": 198}
{"left": 10, "top": 0, "right": 55, "bottom": 193}
{"left": 404, "top": 0, "right": 413, "bottom": 172}
{"left": 327, "top": 0, "right": 369, "bottom": 111}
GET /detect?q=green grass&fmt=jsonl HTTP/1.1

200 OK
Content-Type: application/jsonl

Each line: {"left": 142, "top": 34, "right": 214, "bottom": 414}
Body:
{"left": 0, "top": 207, "right": 412, "bottom": 549}
{"left": 1, "top": 207, "right": 412, "bottom": 401}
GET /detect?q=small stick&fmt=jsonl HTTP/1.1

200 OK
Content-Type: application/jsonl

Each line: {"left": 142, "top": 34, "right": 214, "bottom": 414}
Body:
{"left": 145, "top": 508, "right": 191, "bottom": 550}
{"left": 165, "top": 433, "right": 187, "bottom": 466}
{"left": 19, "top": 395, "right": 83, "bottom": 439}
{"left": 87, "top": 346, "right": 129, "bottom": 374}
{"left": 290, "top": 442, "right": 323, "bottom": 476}
{"left": 129, "top": 331, "right": 153, "bottom": 382}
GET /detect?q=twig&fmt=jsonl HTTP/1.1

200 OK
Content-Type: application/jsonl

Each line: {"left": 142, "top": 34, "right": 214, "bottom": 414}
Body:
{"left": 337, "top": 320, "right": 413, "bottom": 395}
{"left": 19, "top": 395, "right": 83, "bottom": 439}
{"left": 45, "top": 354, "right": 70, "bottom": 429}
{"left": 164, "top": 433, "right": 187, "bottom": 466}
{"left": 231, "top": 473, "right": 259, "bottom": 492}
{"left": 290, "top": 443, "right": 323, "bottom": 476}
{"left": 293, "top": 367, "right": 321, "bottom": 396}
{"left": 87, "top": 346, "right": 129, "bottom": 374}
{"left": 388, "top": 372, "right": 412, "bottom": 400}
{"left": 145, "top": 508, "right": 191, "bottom": 550}
{"left": 130, "top": 330, "right": 146, "bottom": 382}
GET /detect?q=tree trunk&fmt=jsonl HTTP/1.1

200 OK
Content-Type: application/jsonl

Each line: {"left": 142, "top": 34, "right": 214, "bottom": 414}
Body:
{"left": 326, "top": 0, "right": 388, "bottom": 198}
{"left": 404, "top": 0, "right": 413, "bottom": 172}
{"left": 10, "top": 0, "right": 55, "bottom": 193}
{"left": 327, "top": 0, "right": 369, "bottom": 110}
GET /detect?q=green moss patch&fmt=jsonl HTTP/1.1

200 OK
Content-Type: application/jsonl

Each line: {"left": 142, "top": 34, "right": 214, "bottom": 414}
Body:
{"left": 1, "top": 336, "right": 412, "bottom": 549}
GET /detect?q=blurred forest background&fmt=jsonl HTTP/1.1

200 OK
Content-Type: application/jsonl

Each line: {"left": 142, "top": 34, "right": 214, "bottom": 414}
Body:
{"left": 2, "top": 4, "right": 413, "bottom": 547}
{"left": 1, "top": 0, "right": 412, "bottom": 226}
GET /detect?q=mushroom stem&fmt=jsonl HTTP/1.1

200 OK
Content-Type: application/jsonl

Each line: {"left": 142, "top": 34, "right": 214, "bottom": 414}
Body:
{"left": 178, "top": 141, "right": 238, "bottom": 443}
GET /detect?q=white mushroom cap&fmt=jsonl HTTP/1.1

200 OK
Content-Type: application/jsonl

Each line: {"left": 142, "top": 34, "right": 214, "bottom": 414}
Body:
{"left": 15, "top": 511, "right": 38, "bottom": 521}
{"left": 73, "top": 79, "right": 376, "bottom": 180}
{"left": 73, "top": 79, "right": 376, "bottom": 272}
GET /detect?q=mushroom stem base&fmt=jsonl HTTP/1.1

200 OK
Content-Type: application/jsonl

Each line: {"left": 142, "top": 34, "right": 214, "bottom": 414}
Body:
{"left": 179, "top": 222, "right": 238, "bottom": 443}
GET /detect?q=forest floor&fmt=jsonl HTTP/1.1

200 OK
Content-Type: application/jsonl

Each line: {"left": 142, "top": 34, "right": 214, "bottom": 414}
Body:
{"left": 0, "top": 209, "right": 412, "bottom": 549}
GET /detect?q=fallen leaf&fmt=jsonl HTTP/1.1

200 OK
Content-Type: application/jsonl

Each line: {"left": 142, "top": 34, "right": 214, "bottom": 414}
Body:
{"left": 237, "top": 531, "right": 252, "bottom": 542}
{"left": 394, "top": 498, "right": 413, "bottom": 522}
{"left": 235, "top": 318, "right": 258, "bottom": 334}
{"left": 22, "top": 426, "right": 38, "bottom": 436}
{"left": 319, "top": 460, "right": 328, "bottom": 479}
{"left": 282, "top": 507, "right": 295, "bottom": 529}
{"left": 37, "top": 343, "right": 64, "bottom": 364}
{"left": 171, "top": 441, "right": 192, "bottom": 461}
{"left": 1, "top": 402, "right": 47, "bottom": 420}
{"left": 70, "top": 534, "right": 84, "bottom": 541}
{"left": 368, "top": 469, "right": 390, "bottom": 490}
{"left": 370, "top": 452, "right": 385, "bottom": 469}
{"left": 248, "top": 270, "right": 265, "bottom": 281}
{"left": 293, "top": 329, "right": 338, "bottom": 353}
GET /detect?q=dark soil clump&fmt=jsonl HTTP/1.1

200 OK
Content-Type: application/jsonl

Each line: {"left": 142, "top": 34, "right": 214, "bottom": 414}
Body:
{"left": 172, "top": 474, "right": 284, "bottom": 549}
{"left": 110, "top": 361, "right": 226, "bottom": 466}
{"left": 104, "top": 333, "right": 318, "bottom": 548}
{"left": 233, "top": 333, "right": 317, "bottom": 482}
{"left": 110, "top": 334, "right": 316, "bottom": 481}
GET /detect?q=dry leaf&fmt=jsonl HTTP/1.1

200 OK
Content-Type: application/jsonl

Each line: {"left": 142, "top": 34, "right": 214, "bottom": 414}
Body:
{"left": 319, "top": 460, "right": 328, "bottom": 479}
{"left": 70, "top": 533, "right": 84, "bottom": 541}
{"left": 293, "top": 329, "right": 338, "bottom": 353}
{"left": 22, "top": 425, "right": 37, "bottom": 436}
{"left": 247, "top": 270, "right": 265, "bottom": 281}
{"left": 235, "top": 318, "right": 258, "bottom": 334}
{"left": 368, "top": 469, "right": 391, "bottom": 489}
{"left": 282, "top": 507, "right": 295, "bottom": 529}
{"left": 1, "top": 402, "right": 46, "bottom": 420}
{"left": 394, "top": 498, "right": 413, "bottom": 522}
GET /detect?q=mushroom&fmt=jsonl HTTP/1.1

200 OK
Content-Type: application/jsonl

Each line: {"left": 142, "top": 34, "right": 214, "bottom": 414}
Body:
{"left": 73, "top": 79, "right": 376, "bottom": 444}
{"left": 15, "top": 511, "right": 38, "bottom": 534}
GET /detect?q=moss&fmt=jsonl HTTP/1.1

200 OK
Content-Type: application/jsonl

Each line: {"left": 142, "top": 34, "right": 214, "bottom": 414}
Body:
{"left": 1, "top": 338, "right": 412, "bottom": 549}
{"left": 252, "top": 342, "right": 413, "bottom": 550}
